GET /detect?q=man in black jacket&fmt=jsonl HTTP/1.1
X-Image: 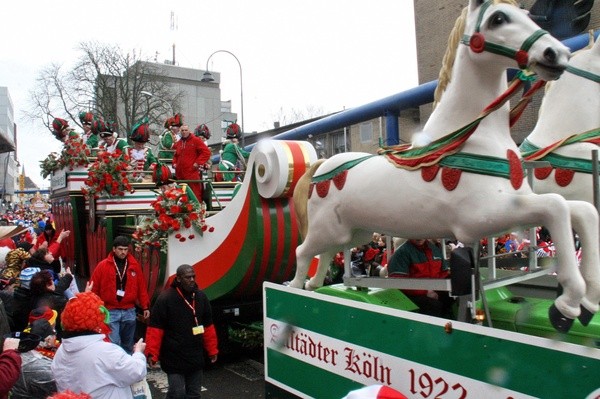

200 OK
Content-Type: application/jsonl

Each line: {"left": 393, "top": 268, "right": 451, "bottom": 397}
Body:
{"left": 145, "top": 264, "right": 218, "bottom": 399}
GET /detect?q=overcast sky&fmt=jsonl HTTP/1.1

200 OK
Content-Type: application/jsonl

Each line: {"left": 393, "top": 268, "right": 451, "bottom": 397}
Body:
{"left": 0, "top": 0, "right": 418, "bottom": 188}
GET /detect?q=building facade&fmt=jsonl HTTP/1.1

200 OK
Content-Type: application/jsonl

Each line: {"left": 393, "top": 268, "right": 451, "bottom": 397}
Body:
{"left": 137, "top": 61, "right": 237, "bottom": 148}
{"left": 0, "top": 87, "right": 18, "bottom": 208}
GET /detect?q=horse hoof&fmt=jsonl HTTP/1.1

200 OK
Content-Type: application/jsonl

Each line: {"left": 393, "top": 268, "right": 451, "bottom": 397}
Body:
{"left": 548, "top": 304, "right": 574, "bottom": 333}
{"left": 578, "top": 305, "right": 594, "bottom": 326}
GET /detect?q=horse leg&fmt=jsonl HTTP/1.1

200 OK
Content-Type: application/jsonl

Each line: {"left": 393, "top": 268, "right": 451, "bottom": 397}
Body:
{"left": 290, "top": 231, "right": 343, "bottom": 290}
{"left": 306, "top": 249, "right": 339, "bottom": 291}
{"left": 567, "top": 201, "right": 600, "bottom": 325}
{"left": 532, "top": 195, "right": 587, "bottom": 332}
{"left": 289, "top": 240, "right": 314, "bottom": 289}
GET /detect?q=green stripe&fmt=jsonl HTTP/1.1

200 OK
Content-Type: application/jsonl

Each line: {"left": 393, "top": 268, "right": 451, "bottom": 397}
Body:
{"left": 203, "top": 183, "right": 260, "bottom": 300}
{"left": 439, "top": 152, "right": 511, "bottom": 178}
{"left": 567, "top": 64, "right": 600, "bottom": 83}
{"left": 312, "top": 155, "right": 374, "bottom": 182}
{"left": 265, "top": 287, "right": 600, "bottom": 398}
{"left": 267, "top": 349, "right": 363, "bottom": 399}
{"left": 520, "top": 139, "right": 596, "bottom": 173}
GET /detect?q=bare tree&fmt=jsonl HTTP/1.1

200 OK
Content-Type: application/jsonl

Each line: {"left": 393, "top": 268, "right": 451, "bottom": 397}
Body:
{"left": 267, "top": 105, "right": 327, "bottom": 129}
{"left": 25, "top": 41, "right": 184, "bottom": 143}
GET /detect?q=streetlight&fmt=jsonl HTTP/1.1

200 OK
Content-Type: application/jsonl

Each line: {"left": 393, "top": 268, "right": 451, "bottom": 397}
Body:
{"left": 201, "top": 50, "right": 244, "bottom": 145}
{"left": 140, "top": 91, "right": 174, "bottom": 115}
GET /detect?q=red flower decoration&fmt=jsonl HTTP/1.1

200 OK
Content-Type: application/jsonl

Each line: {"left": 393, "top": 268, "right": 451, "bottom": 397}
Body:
{"left": 132, "top": 185, "right": 214, "bottom": 253}
{"left": 82, "top": 150, "right": 133, "bottom": 199}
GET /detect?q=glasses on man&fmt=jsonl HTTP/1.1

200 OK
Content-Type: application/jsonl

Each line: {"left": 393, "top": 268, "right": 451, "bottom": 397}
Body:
{"left": 83, "top": 122, "right": 92, "bottom": 126}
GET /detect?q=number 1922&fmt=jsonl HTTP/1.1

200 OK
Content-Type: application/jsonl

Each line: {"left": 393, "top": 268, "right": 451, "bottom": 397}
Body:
{"left": 408, "top": 368, "right": 467, "bottom": 399}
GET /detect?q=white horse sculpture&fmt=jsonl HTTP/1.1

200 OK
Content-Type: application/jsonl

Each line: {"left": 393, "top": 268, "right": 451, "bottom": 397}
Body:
{"left": 290, "top": 0, "right": 600, "bottom": 334}
{"left": 521, "top": 36, "right": 600, "bottom": 204}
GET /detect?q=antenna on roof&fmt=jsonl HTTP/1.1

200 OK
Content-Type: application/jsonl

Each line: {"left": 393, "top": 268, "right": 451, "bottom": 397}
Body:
{"left": 170, "top": 11, "right": 178, "bottom": 65}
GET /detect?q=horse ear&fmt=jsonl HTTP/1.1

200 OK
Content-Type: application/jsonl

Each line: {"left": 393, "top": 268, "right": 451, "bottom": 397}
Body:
{"left": 592, "top": 36, "right": 600, "bottom": 53}
{"left": 468, "top": 0, "right": 485, "bottom": 12}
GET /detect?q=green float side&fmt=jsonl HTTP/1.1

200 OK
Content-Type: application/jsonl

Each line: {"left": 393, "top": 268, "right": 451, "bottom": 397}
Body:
{"left": 481, "top": 286, "right": 600, "bottom": 348}
{"left": 264, "top": 282, "right": 600, "bottom": 399}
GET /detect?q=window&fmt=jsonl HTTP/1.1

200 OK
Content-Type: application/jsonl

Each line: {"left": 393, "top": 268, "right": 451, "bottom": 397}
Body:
{"left": 360, "top": 122, "right": 373, "bottom": 143}
{"left": 331, "top": 132, "right": 348, "bottom": 154}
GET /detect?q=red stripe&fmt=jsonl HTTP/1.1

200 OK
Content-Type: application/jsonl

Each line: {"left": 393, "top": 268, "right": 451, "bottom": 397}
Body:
{"left": 193, "top": 192, "right": 251, "bottom": 288}
{"left": 283, "top": 198, "right": 299, "bottom": 280}
{"left": 244, "top": 198, "right": 272, "bottom": 293}
{"left": 269, "top": 201, "right": 286, "bottom": 282}
{"left": 285, "top": 142, "right": 309, "bottom": 197}
{"left": 235, "top": 253, "right": 258, "bottom": 297}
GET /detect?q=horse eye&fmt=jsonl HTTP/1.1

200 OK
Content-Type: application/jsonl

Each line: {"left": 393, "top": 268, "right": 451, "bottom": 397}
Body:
{"left": 488, "top": 11, "right": 509, "bottom": 27}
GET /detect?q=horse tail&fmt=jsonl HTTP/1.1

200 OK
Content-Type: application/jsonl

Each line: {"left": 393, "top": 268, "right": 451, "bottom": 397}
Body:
{"left": 293, "top": 159, "right": 325, "bottom": 239}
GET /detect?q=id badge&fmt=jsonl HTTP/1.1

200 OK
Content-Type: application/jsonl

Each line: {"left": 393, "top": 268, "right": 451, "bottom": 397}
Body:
{"left": 116, "top": 289, "right": 125, "bottom": 297}
{"left": 192, "top": 325, "right": 204, "bottom": 335}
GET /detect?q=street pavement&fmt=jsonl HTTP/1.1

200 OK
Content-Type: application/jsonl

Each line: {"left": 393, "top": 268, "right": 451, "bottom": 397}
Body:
{"left": 147, "top": 353, "right": 265, "bottom": 399}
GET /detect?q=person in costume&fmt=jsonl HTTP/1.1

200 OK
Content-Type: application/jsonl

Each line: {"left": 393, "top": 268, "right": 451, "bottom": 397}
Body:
{"left": 127, "top": 118, "right": 158, "bottom": 183}
{"left": 194, "top": 124, "right": 211, "bottom": 142}
{"left": 51, "top": 291, "right": 147, "bottom": 399}
{"left": 172, "top": 124, "right": 211, "bottom": 202}
{"left": 218, "top": 122, "right": 249, "bottom": 182}
{"left": 158, "top": 113, "right": 183, "bottom": 161}
{"left": 90, "top": 235, "right": 150, "bottom": 354}
{"left": 78, "top": 111, "right": 98, "bottom": 149}
{"left": 95, "top": 120, "right": 128, "bottom": 155}
{"left": 145, "top": 264, "right": 218, "bottom": 399}
{"left": 50, "top": 118, "right": 78, "bottom": 143}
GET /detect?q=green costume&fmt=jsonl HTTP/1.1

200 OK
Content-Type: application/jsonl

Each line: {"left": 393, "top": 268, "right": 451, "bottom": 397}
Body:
{"left": 218, "top": 142, "right": 250, "bottom": 181}
{"left": 158, "top": 130, "right": 177, "bottom": 161}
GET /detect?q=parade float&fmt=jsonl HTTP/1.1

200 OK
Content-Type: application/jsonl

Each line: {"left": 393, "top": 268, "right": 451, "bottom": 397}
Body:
{"left": 45, "top": 1, "right": 600, "bottom": 397}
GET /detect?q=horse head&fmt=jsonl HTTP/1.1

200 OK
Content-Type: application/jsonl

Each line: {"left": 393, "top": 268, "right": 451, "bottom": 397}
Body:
{"left": 523, "top": 36, "right": 600, "bottom": 203}
{"left": 464, "top": 0, "right": 570, "bottom": 81}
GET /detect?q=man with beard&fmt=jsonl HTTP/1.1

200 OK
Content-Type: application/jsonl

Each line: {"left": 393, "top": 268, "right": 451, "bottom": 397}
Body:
{"left": 90, "top": 236, "right": 150, "bottom": 354}
{"left": 172, "top": 125, "right": 211, "bottom": 203}
{"left": 145, "top": 264, "right": 218, "bottom": 399}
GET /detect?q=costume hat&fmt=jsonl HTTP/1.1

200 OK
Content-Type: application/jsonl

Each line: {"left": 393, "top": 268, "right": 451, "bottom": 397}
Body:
{"left": 29, "top": 306, "right": 58, "bottom": 326}
{"left": 61, "top": 291, "right": 111, "bottom": 334}
{"left": 79, "top": 111, "right": 94, "bottom": 125}
{"left": 152, "top": 163, "right": 172, "bottom": 185}
{"left": 51, "top": 118, "right": 70, "bottom": 140}
{"left": 130, "top": 117, "right": 150, "bottom": 143}
{"left": 225, "top": 122, "right": 242, "bottom": 139}
{"left": 170, "top": 113, "right": 183, "bottom": 127}
{"left": 194, "top": 124, "right": 211, "bottom": 139}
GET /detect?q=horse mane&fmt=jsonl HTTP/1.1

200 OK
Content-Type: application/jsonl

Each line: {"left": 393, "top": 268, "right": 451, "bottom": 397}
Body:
{"left": 433, "top": 0, "right": 520, "bottom": 109}
{"left": 293, "top": 159, "right": 326, "bottom": 239}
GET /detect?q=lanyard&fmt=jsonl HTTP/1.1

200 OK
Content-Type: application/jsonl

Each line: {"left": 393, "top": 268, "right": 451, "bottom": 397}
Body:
{"left": 115, "top": 259, "right": 128, "bottom": 290}
{"left": 176, "top": 287, "right": 199, "bottom": 326}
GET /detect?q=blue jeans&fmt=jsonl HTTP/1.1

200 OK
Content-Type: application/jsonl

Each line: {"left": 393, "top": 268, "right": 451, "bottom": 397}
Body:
{"left": 108, "top": 307, "right": 137, "bottom": 353}
{"left": 166, "top": 369, "right": 203, "bottom": 399}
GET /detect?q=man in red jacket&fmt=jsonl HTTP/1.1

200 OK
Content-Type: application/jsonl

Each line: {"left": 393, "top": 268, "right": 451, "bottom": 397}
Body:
{"left": 145, "top": 264, "right": 218, "bottom": 398}
{"left": 388, "top": 239, "right": 454, "bottom": 318}
{"left": 172, "top": 125, "right": 211, "bottom": 203}
{"left": 90, "top": 236, "right": 150, "bottom": 353}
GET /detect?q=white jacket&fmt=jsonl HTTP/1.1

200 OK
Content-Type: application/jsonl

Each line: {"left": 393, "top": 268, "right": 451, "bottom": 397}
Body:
{"left": 51, "top": 334, "right": 146, "bottom": 399}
